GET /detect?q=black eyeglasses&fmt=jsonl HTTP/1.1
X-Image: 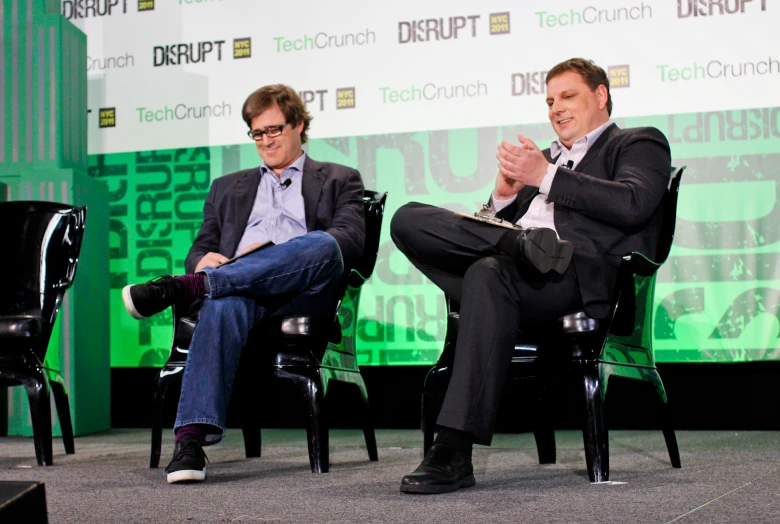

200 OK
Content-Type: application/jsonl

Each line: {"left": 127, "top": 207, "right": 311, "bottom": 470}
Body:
{"left": 247, "top": 123, "right": 288, "bottom": 141}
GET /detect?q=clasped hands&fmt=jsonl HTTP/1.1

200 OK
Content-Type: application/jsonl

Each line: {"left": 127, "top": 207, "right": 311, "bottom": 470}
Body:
{"left": 493, "top": 135, "right": 550, "bottom": 200}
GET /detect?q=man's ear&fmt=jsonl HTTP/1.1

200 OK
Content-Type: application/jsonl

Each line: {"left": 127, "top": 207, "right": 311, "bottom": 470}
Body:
{"left": 596, "top": 84, "right": 609, "bottom": 112}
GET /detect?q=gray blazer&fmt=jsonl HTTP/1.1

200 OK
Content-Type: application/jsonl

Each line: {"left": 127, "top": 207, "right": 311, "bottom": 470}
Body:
{"left": 496, "top": 124, "right": 672, "bottom": 317}
{"left": 185, "top": 156, "right": 365, "bottom": 275}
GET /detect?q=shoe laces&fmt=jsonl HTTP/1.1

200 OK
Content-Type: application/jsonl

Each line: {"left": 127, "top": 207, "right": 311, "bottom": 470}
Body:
{"left": 145, "top": 276, "right": 181, "bottom": 303}
{"left": 174, "top": 437, "right": 208, "bottom": 462}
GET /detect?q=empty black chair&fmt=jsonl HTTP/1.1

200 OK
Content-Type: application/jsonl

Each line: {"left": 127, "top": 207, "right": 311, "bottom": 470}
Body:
{"left": 422, "top": 168, "right": 685, "bottom": 482}
{"left": 0, "top": 201, "right": 86, "bottom": 466}
{"left": 150, "top": 191, "right": 387, "bottom": 472}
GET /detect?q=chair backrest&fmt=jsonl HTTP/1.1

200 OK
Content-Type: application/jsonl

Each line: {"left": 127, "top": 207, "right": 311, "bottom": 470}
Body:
{"left": 602, "top": 166, "right": 685, "bottom": 351}
{"left": 351, "top": 190, "right": 387, "bottom": 284}
{"left": 654, "top": 166, "right": 685, "bottom": 265}
{"left": 0, "top": 201, "right": 87, "bottom": 327}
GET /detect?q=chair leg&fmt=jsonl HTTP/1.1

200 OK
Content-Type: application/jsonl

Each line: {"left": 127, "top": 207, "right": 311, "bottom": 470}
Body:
{"left": 648, "top": 369, "right": 681, "bottom": 469}
{"left": 242, "top": 425, "right": 261, "bottom": 458}
{"left": 533, "top": 375, "right": 556, "bottom": 464}
{"left": 50, "top": 381, "right": 75, "bottom": 455}
{"left": 581, "top": 363, "right": 608, "bottom": 482}
{"left": 150, "top": 371, "right": 178, "bottom": 469}
{"left": 354, "top": 376, "right": 378, "bottom": 462}
{"left": 421, "top": 392, "right": 442, "bottom": 455}
{"left": 304, "top": 375, "right": 329, "bottom": 474}
{"left": 21, "top": 374, "right": 54, "bottom": 466}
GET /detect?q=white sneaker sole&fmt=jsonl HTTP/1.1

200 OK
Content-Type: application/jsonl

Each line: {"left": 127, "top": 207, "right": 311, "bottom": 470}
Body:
{"left": 167, "top": 467, "right": 207, "bottom": 484}
{"left": 122, "top": 285, "right": 146, "bottom": 320}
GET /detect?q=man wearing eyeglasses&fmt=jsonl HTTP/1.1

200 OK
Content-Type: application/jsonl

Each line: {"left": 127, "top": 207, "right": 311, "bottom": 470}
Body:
{"left": 121, "top": 84, "right": 365, "bottom": 484}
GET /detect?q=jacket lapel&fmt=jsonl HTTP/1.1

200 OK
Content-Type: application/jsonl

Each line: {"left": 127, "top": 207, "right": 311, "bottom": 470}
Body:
{"left": 574, "top": 123, "right": 618, "bottom": 173}
{"left": 229, "top": 168, "right": 262, "bottom": 256}
{"left": 302, "top": 156, "right": 325, "bottom": 232}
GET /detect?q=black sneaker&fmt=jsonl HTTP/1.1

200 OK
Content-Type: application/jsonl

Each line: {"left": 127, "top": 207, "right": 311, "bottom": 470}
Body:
{"left": 122, "top": 275, "right": 183, "bottom": 319}
{"left": 165, "top": 436, "right": 208, "bottom": 484}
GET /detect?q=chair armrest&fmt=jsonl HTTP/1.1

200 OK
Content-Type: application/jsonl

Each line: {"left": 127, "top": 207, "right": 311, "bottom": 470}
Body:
{"left": 620, "top": 252, "right": 661, "bottom": 277}
{"left": 347, "top": 268, "right": 368, "bottom": 288}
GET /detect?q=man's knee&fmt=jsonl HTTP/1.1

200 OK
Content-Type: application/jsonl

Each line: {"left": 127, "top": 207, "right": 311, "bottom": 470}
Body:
{"left": 307, "top": 231, "right": 342, "bottom": 261}
{"left": 390, "top": 202, "right": 426, "bottom": 246}
{"left": 463, "top": 256, "right": 504, "bottom": 285}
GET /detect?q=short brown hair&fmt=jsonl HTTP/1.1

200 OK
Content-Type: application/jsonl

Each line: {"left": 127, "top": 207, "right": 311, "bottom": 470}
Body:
{"left": 546, "top": 58, "right": 612, "bottom": 116}
{"left": 241, "top": 84, "right": 313, "bottom": 143}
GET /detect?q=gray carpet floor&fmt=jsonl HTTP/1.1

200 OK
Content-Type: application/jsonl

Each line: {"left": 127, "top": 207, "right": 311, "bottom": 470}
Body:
{"left": 0, "top": 429, "right": 779, "bottom": 523}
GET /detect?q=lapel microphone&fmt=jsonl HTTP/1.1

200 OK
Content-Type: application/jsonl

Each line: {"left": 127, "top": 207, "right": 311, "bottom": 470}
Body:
{"left": 566, "top": 160, "right": 574, "bottom": 169}
{"left": 281, "top": 178, "right": 292, "bottom": 190}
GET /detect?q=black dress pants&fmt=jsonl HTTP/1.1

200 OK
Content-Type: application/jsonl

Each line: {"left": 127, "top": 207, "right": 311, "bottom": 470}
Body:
{"left": 390, "top": 202, "right": 583, "bottom": 445}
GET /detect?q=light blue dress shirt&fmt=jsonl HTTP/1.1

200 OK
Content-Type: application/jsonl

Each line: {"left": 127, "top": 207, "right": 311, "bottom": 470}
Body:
{"left": 234, "top": 153, "right": 308, "bottom": 256}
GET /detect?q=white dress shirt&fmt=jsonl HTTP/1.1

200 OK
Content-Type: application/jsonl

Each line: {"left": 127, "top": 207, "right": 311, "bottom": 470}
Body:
{"left": 492, "top": 120, "right": 614, "bottom": 237}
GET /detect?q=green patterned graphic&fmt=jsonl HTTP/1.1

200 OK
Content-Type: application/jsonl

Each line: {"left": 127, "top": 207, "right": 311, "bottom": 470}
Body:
{"left": 94, "top": 107, "right": 780, "bottom": 367}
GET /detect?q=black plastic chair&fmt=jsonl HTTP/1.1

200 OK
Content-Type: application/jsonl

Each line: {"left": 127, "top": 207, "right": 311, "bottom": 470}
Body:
{"left": 422, "top": 168, "right": 685, "bottom": 483}
{"left": 150, "top": 191, "right": 386, "bottom": 472}
{"left": 0, "top": 201, "right": 86, "bottom": 466}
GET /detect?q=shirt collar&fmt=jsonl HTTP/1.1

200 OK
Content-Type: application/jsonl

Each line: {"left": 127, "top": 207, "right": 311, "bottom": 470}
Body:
{"left": 550, "top": 120, "right": 613, "bottom": 159}
{"left": 259, "top": 151, "right": 307, "bottom": 179}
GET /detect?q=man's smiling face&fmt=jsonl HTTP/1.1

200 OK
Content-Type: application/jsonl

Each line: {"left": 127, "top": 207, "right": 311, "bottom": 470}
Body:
{"left": 546, "top": 70, "right": 609, "bottom": 148}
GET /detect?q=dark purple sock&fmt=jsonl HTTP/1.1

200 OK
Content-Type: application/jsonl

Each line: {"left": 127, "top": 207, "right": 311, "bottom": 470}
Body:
{"left": 174, "top": 424, "right": 207, "bottom": 444}
{"left": 173, "top": 274, "right": 206, "bottom": 301}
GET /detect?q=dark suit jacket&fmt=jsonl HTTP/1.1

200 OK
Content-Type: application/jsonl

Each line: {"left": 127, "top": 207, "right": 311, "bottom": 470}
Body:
{"left": 495, "top": 124, "right": 672, "bottom": 318}
{"left": 184, "top": 156, "right": 365, "bottom": 276}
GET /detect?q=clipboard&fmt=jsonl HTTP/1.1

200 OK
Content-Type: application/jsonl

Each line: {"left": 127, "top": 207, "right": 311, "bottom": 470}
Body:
{"left": 222, "top": 240, "right": 275, "bottom": 265}
{"left": 454, "top": 205, "right": 519, "bottom": 230}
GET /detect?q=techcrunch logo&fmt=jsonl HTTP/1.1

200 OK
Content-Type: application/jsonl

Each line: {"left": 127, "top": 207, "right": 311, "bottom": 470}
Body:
{"left": 398, "top": 12, "right": 510, "bottom": 43}
{"left": 379, "top": 82, "right": 487, "bottom": 103}
{"left": 536, "top": 2, "right": 651, "bottom": 27}
{"left": 678, "top": 0, "right": 767, "bottom": 17}
{"left": 658, "top": 58, "right": 780, "bottom": 81}
{"left": 136, "top": 102, "right": 231, "bottom": 122}
{"left": 88, "top": 53, "right": 134, "bottom": 72}
{"left": 274, "top": 30, "right": 376, "bottom": 52}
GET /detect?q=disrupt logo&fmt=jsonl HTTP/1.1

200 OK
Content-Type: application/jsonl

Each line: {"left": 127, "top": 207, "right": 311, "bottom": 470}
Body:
{"left": 398, "top": 12, "right": 510, "bottom": 43}
{"left": 490, "top": 12, "right": 511, "bottom": 34}
{"left": 297, "top": 89, "right": 357, "bottom": 110}
{"left": 608, "top": 65, "right": 630, "bottom": 88}
{"left": 678, "top": 0, "right": 767, "bottom": 17}
{"left": 138, "top": 0, "right": 154, "bottom": 11}
{"left": 99, "top": 108, "right": 116, "bottom": 128}
{"left": 233, "top": 38, "right": 251, "bottom": 59}
{"left": 536, "top": 3, "right": 652, "bottom": 27}
{"left": 153, "top": 41, "right": 226, "bottom": 67}
{"left": 337, "top": 88, "right": 356, "bottom": 109}
{"left": 512, "top": 71, "right": 547, "bottom": 96}
{"left": 62, "top": 0, "right": 127, "bottom": 19}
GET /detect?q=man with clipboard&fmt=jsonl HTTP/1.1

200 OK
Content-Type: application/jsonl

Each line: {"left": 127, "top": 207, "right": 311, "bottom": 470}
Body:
{"left": 121, "top": 85, "right": 365, "bottom": 484}
{"left": 391, "top": 59, "right": 672, "bottom": 494}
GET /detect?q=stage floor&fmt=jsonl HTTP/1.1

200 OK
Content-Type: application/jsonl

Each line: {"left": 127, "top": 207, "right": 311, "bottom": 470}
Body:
{"left": 0, "top": 429, "right": 778, "bottom": 523}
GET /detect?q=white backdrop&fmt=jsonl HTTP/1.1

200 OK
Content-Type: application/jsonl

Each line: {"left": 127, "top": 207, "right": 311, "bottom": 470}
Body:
{"left": 67, "top": 0, "right": 779, "bottom": 154}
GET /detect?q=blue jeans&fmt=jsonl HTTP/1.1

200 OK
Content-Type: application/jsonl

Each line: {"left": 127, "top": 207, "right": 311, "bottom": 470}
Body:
{"left": 174, "top": 231, "right": 344, "bottom": 443}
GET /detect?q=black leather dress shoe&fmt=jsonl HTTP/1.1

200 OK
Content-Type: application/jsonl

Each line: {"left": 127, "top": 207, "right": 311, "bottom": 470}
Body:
{"left": 400, "top": 443, "right": 475, "bottom": 494}
{"left": 517, "top": 227, "right": 573, "bottom": 275}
